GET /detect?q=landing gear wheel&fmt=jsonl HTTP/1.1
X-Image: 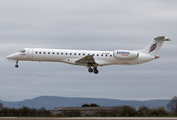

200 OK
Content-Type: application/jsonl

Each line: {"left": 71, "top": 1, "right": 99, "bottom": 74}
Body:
{"left": 94, "top": 69, "right": 99, "bottom": 74}
{"left": 88, "top": 68, "right": 93, "bottom": 73}
{"left": 15, "top": 65, "right": 19, "bottom": 68}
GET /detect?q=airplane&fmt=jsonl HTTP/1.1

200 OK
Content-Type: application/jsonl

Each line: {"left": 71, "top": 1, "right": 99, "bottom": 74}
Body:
{"left": 6, "top": 36, "right": 170, "bottom": 74}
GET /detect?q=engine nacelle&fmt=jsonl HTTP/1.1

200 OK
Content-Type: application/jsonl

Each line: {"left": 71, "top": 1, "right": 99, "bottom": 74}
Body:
{"left": 113, "top": 50, "right": 139, "bottom": 60}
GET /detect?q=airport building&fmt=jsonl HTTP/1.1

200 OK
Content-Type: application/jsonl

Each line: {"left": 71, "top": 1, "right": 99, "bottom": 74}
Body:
{"left": 52, "top": 107, "right": 120, "bottom": 116}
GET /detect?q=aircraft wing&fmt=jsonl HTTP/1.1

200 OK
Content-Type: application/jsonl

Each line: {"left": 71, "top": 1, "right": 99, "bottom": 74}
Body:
{"left": 75, "top": 55, "right": 98, "bottom": 66}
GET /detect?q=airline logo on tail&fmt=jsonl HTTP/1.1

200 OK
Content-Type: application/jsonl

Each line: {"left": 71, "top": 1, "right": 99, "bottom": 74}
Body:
{"left": 149, "top": 42, "right": 157, "bottom": 53}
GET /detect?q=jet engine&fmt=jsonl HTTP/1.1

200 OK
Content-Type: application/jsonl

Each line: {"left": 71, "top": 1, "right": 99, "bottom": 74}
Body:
{"left": 113, "top": 50, "right": 139, "bottom": 60}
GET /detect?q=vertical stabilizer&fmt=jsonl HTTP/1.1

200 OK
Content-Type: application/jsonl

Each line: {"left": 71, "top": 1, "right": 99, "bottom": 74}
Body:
{"left": 141, "top": 36, "right": 171, "bottom": 58}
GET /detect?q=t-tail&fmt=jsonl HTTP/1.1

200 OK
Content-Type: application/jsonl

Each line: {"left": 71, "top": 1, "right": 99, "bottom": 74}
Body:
{"left": 140, "top": 36, "right": 171, "bottom": 58}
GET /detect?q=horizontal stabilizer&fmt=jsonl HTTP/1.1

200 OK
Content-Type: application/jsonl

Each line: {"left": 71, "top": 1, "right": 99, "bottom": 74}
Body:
{"left": 154, "top": 36, "right": 171, "bottom": 41}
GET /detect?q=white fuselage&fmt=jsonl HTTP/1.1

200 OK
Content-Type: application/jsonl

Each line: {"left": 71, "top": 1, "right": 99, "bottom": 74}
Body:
{"left": 6, "top": 48, "right": 155, "bottom": 66}
{"left": 6, "top": 36, "right": 170, "bottom": 74}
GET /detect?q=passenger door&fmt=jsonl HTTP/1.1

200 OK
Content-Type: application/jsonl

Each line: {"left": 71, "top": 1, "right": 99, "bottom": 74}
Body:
{"left": 28, "top": 48, "right": 33, "bottom": 59}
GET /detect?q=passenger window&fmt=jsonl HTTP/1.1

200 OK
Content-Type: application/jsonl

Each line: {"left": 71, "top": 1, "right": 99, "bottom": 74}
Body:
{"left": 74, "top": 53, "right": 76, "bottom": 55}
{"left": 57, "top": 52, "right": 59, "bottom": 55}
{"left": 48, "top": 52, "right": 50, "bottom": 54}
{"left": 44, "top": 52, "right": 45, "bottom": 54}
{"left": 61, "top": 53, "right": 63, "bottom": 55}
{"left": 83, "top": 53, "right": 85, "bottom": 56}
{"left": 79, "top": 53, "right": 81, "bottom": 55}
{"left": 97, "top": 54, "right": 99, "bottom": 56}
{"left": 106, "top": 55, "right": 107, "bottom": 57}
{"left": 36, "top": 52, "right": 38, "bottom": 54}
{"left": 70, "top": 53, "right": 72, "bottom": 55}
{"left": 101, "top": 54, "right": 103, "bottom": 56}
{"left": 53, "top": 52, "right": 55, "bottom": 54}
{"left": 110, "top": 55, "right": 112, "bottom": 57}
{"left": 66, "top": 53, "right": 67, "bottom": 55}
{"left": 39, "top": 52, "right": 41, "bottom": 54}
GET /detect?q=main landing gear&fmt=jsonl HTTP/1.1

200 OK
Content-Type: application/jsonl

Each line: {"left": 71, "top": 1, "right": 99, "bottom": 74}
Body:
{"left": 15, "top": 60, "right": 19, "bottom": 68}
{"left": 88, "top": 68, "right": 99, "bottom": 74}
{"left": 88, "top": 64, "right": 99, "bottom": 74}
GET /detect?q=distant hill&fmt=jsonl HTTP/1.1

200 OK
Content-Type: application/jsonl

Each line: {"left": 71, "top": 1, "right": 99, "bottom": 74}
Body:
{"left": 0, "top": 96, "right": 170, "bottom": 110}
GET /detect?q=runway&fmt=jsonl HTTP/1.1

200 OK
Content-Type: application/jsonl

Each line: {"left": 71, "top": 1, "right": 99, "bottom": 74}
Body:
{"left": 0, "top": 117, "right": 177, "bottom": 120}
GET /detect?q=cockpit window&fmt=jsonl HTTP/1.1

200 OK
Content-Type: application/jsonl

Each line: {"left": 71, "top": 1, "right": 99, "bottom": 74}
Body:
{"left": 19, "top": 50, "right": 25, "bottom": 53}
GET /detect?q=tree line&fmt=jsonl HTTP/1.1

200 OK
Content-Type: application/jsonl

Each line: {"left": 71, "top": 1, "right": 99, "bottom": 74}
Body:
{"left": 56, "top": 105, "right": 174, "bottom": 117}
{"left": 0, "top": 106, "right": 51, "bottom": 117}
{"left": 56, "top": 96, "right": 177, "bottom": 117}
{"left": 82, "top": 103, "right": 100, "bottom": 107}
{"left": 0, "top": 105, "right": 175, "bottom": 117}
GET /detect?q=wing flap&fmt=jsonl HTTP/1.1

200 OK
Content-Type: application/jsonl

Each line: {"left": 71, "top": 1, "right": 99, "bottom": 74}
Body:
{"left": 75, "top": 55, "right": 98, "bottom": 66}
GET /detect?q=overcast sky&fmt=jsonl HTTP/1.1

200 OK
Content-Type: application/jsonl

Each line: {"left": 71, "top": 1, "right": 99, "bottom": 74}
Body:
{"left": 0, "top": 0, "right": 177, "bottom": 101}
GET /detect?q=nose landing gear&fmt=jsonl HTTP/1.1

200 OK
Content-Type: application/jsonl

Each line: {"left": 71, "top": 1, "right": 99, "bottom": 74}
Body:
{"left": 15, "top": 60, "right": 19, "bottom": 68}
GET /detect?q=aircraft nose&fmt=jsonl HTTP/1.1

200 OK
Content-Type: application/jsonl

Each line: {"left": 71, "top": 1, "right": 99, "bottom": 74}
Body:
{"left": 6, "top": 54, "right": 16, "bottom": 59}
